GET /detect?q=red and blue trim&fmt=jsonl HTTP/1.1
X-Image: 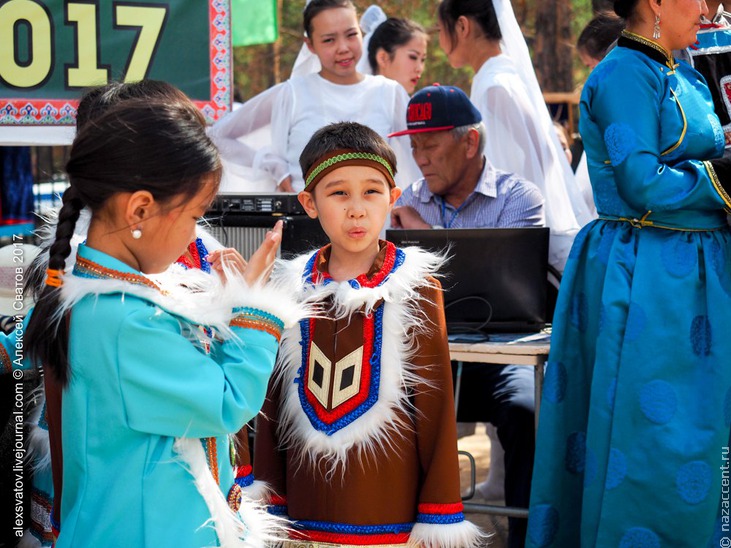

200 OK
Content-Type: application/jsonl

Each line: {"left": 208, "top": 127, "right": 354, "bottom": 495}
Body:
{"left": 176, "top": 237, "right": 211, "bottom": 273}
{"left": 295, "top": 243, "right": 405, "bottom": 435}
{"left": 296, "top": 304, "right": 384, "bottom": 435}
{"left": 416, "top": 502, "right": 466, "bottom": 525}
{"left": 267, "top": 494, "right": 288, "bottom": 516}
{"left": 233, "top": 464, "right": 254, "bottom": 488}
{"left": 292, "top": 520, "right": 412, "bottom": 545}
{"left": 302, "top": 242, "right": 405, "bottom": 289}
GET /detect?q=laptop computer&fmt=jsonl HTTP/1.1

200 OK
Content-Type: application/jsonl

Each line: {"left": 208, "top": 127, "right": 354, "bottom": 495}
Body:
{"left": 386, "top": 227, "right": 550, "bottom": 337}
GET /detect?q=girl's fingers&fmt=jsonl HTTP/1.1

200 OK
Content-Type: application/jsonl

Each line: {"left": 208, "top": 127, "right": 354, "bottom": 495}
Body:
{"left": 243, "top": 221, "right": 283, "bottom": 285}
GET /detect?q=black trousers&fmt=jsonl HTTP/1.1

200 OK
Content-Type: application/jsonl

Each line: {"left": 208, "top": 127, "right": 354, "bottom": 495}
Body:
{"left": 453, "top": 362, "right": 536, "bottom": 548}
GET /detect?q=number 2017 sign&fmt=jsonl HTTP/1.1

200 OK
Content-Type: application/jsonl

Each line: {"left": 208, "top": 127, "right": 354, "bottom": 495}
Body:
{"left": 0, "top": 0, "right": 232, "bottom": 125}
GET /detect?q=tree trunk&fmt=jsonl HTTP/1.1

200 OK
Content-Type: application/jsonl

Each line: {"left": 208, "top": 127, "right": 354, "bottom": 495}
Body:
{"left": 533, "top": 0, "right": 574, "bottom": 92}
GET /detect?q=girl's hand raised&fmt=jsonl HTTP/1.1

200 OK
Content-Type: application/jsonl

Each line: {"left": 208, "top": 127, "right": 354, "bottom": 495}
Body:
{"left": 241, "top": 220, "right": 283, "bottom": 285}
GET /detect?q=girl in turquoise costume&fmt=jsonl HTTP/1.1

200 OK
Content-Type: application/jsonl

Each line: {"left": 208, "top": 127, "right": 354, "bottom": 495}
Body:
{"left": 528, "top": 0, "right": 731, "bottom": 546}
{"left": 22, "top": 91, "right": 298, "bottom": 547}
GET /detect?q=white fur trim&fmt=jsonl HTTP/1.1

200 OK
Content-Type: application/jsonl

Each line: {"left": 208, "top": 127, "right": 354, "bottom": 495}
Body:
{"left": 25, "top": 390, "right": 51, "bottom": 472}
{"left": 173, "top": 437, "right": 289, "bottom": 547}
{"left": 54, "top": 254, "right": 306, "bottom": 345}
{"left": 35, "top": 209, "right": 306, "bottom": 337}
{"left": 408, "top": 520, "right": 488, "bottom": 548}
{"left": 273, "top": 247, "right": 445, "bottom": 474}
{"left": 18, "top": 530, "right": 43, "bottom": 548}
{"left": 240, "top": 480, "right": 272, "bottom": 503}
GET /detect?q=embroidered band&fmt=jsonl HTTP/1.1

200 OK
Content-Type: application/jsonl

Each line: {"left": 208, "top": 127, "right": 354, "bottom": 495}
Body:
{"left": 304, "top": 150, "right": 396, "bottom": 190}
{"left": 230, "top": 307, "right": 284, "bottom": 341}
{"left": 73, "top": 256, "right": 161, "bottom": 291}
{"left": 45, "top": 268, "right": 64, "bottom": 288}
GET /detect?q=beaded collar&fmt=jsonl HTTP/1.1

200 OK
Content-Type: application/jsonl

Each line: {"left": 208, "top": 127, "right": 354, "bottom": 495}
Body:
{"left": 618, "top": 30, "right": 676, "bottom": 70}
{"left": 73, "top": 255, "right": 161, "bottom": 292}
{"left": 305, "top": 241, "right": 405, "bottom": 290}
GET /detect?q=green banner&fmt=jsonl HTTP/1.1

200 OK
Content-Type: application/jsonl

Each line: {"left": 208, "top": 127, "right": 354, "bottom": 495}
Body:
{"left": 231, "top": 0, "right": 278, "bottom": 47}
{"left": 0, "top": 0, "right": 233, "bottom": 125}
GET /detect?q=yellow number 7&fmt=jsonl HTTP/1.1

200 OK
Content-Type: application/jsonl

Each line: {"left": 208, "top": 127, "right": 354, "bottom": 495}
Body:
{"left": 115, "top": 3, "right": 168, "bottom": 82}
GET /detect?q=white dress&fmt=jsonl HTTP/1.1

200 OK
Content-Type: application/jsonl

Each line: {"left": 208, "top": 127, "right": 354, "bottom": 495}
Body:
{"left": 471, "top": 54, "right": 594, "bottom": 270}
{"left": 209, "top": 73, "right": 420, "bottom": 192}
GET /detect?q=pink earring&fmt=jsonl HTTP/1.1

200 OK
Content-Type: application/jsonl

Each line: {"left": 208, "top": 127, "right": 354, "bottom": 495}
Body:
{"left": 653, "top": 14, "right": 661, "bottom": 39}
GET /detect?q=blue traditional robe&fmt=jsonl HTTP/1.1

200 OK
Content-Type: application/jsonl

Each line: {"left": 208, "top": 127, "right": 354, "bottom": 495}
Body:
{"left": 528, "top": 31, "right": 731, "bottom": 547}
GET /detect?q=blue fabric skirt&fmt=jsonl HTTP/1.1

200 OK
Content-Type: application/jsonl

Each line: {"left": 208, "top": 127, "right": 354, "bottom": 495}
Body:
{"left": 528, "top": 219, "right": 731, "bottom": 547}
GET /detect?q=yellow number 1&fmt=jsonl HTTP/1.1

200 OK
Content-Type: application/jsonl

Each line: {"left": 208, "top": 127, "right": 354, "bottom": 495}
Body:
{"left": 67, "top": 2, "right": 109, "bottom": 88}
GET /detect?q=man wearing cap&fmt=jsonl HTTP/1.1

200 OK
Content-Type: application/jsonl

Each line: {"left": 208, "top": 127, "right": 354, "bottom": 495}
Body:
{"left": 390, "top": 84, "right": 544, "bottom": 548}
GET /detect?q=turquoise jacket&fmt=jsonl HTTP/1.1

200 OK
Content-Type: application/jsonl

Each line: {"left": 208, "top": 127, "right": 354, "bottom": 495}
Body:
{"left": 49, "top": 244, "right": 284, "bottom": 547}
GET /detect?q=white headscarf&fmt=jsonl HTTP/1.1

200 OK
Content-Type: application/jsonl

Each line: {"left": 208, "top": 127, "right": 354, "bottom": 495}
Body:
{"left": 493, "top": 0, "right": 593, "bottom": 226}
{"left": 356, "top": 5, "right": 388, "bottom": 75}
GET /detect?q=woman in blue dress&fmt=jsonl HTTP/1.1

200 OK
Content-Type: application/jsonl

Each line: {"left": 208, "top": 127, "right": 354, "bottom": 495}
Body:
{"left": 527, "top": 0, "right": 731, "bottom": 546}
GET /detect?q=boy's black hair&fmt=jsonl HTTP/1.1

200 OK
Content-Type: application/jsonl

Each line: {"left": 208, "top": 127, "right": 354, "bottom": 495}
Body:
{"left": 299, "top": 121, "right": 397, "bottom": 180}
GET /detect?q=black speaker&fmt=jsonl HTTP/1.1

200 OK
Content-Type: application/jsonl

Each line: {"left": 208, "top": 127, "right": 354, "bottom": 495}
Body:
{"left": 205, "top": 213, "right": 328, "bottom": 259}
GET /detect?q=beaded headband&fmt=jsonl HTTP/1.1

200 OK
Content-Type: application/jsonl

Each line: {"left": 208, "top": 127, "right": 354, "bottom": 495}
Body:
{"left": 303, "top": 149, "right": 396, "bottom": 191}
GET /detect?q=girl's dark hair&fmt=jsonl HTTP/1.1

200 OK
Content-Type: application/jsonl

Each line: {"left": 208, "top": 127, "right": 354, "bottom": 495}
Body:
{"left": 76, "top": 80, "right": 188, "bottom": 130}
{"left": 303, "top": 0, "right": 356, "bottom": 37}
{"left": 613, "top": 0, "right": 640, "bottom": 20}
{"left": 25, "top": 92, "right": 221, "bottom": 385}
{"left": 438, "top": 0, "right": 501, "bottom": 48}
{"left": 367, "top": 18, "right": 427, "bottom": 74}
{"left": 299, "top": 121, "right": 397, "bottom": 178}
{"left": 577, "top": 11, "right": 625, "bottom": 60}
{"left": 25, "top": 80, "right": 192, "bottom": 317}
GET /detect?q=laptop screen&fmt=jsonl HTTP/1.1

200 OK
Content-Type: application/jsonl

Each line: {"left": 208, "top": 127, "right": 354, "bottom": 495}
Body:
{"left": 386, "top": 227, "right": 549, "bottom": 335}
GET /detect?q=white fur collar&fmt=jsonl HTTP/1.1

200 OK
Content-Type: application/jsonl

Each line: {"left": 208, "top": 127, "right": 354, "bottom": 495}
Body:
{"left": 56, "top": 256, "right": 303, "bottom": 338}
{"left": 272, "top": 245, "right": 445, "bottom": 474}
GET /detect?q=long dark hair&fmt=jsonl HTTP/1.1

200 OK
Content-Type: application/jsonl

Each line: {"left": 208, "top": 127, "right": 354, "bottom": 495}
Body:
{"left": 303, "top": 0, "right": 356, "bottom": 37}
{"left": 367, "top": 18, "right": 427, "bottom": 75}
{"left": 25, "top": 81, "right": 192, "bottom": 298}
{"left": 25, "top": 93, "right": 221, "bottom": 385}
{"left": 438, "top": 0, "right": 501, "bottom": 48}
{"left": 577, "top": 11, "right": 625, "bottom": 60}
{"left": 613, "top": 0, "right": 641, "bottom": 20}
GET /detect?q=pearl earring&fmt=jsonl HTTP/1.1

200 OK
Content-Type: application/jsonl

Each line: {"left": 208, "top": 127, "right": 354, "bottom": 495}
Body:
{"left": 131, "top": 228, "right": 142, "bottom": 239}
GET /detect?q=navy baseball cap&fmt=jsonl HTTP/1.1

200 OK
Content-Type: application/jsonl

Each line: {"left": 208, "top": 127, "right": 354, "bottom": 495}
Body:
{"left": 388, "top": 84, "right": 482, "bottom": 137}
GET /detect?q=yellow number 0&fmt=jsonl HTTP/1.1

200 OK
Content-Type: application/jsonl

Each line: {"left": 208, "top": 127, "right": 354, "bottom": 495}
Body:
{"left": 0, "top": 0, "right": 53, "bottom": 88}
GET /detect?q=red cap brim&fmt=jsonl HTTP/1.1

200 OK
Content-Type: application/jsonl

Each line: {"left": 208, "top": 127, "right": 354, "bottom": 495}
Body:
{"left": 387, "top": 125, "right": 455, "bottom": 138}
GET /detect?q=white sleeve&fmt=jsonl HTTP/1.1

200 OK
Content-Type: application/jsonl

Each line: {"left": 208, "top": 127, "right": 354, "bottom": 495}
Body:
{"left": 209, "top": 83, "right": 291, "bottom": 184}
{"left": 388, "top": 85, "right": 422, "bottom": 188}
